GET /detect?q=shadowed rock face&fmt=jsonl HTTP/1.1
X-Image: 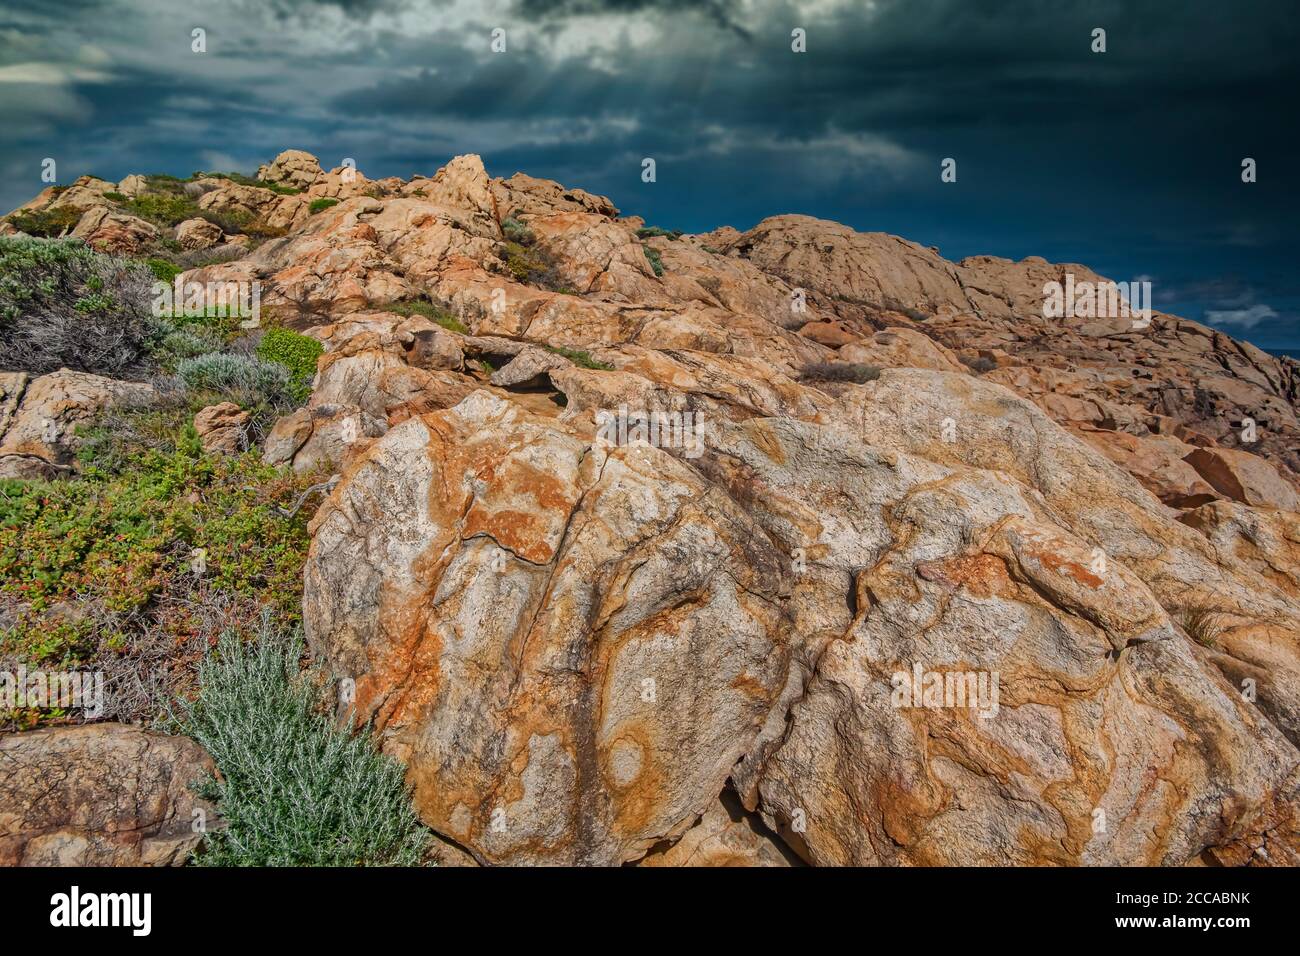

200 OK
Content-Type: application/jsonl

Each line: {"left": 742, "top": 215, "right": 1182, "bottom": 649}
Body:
{"left": 10, "top": 149, "right": 1299, "bottom": 866}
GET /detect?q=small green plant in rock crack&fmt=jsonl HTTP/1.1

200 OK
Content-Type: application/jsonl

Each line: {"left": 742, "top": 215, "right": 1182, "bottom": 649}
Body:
{"left": 383, "top": 298, "right": 469, "bottom": 334}
{"left": 642, "top": 244, "right": 664, "bottom": 277}
{"left": 544, "top": 344, "right": 614, "bottom": 371}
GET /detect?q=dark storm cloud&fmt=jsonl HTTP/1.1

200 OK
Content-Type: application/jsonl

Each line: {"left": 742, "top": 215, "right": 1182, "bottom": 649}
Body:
{"left": 514, "top": 0, "right": 750, "bottom": 37}
{"left": 0, "top": 0, "right": 1297, "bottom": 345}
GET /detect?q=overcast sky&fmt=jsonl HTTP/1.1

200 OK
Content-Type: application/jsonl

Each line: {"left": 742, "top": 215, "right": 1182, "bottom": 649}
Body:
{"left": 1, "top": 0, "right": 1296, "bottom": 348}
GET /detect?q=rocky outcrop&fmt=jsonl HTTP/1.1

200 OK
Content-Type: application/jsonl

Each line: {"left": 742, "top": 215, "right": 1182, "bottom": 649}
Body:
{"left": 7, "top": 149, "right": 1299, "bottom": 868}
{"left": 1184, "top": 447, "right": 1300, "bottom": 511}
{"left": 70, "top": 206, "right": 158, "bottom": 255}
{"left": 257, "top": 149, "right": 326, "bottom": 189}
{"left": 0, "top": 369, "right": 155, "bottom": 478}
{"left": 303, "top": 371, "right": 1300, "bottom": 865}
{"left": 0, "top": 724, "right": 217, "bottom": 866}
{"left": 305, "top": 392, "right": 793, "bottom": 865}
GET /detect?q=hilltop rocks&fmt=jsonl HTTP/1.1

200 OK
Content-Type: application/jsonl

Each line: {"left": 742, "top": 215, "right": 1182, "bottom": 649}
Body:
{"left": 8, "top": 148, "right": 1300, "bottom": 868}
{"left": 197, "top": 179, "right": 309, "bottom": 232}
{"left": 722, "top": 215, "right": 970, "bottom": 319}
{"left": 258, "top": 149, "right": 325, "bottom": 189}
{"left": 0, "top": 724, "right": 217, "bottom": 866}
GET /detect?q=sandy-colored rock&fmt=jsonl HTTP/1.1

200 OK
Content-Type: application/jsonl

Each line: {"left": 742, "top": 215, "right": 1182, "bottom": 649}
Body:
{"left": 258, "top": 149, "right": 325, "bottom": 189}
{"left": 70, "top": 206, "right": 158, "bottom": 255}
{"left": 1181, "top": 500, "right": 1300, "bottom": 602}
{"left": 0, "top": 372, "right": 29, "bottom": 441}
{"left": 0, "top": 724, "right": 217, "bottom": 866}
{"left": 637, "top": 792, "right": 795, "bottom": 867}
{"left": 116, "top": 174, "right": 148, "bottom": 198}
{"left": 489, "top": 346, "right": 570, "bottom": 388}
{"left": 304, "top": 392, "right": 792, "bottom": 865}
{"left": 193, "top": 401, "right": 249, "bottom": 455}
{"left": 1184, "top": 447, "right": 1300, "bottom": 511}
{"left": 176, "top": 217, "right": 224, "bottom": 250}
{"left": 840, "top": 327, "right": 967, "bottom": 373}
{"left": 1072, "top": 425, "right": 1218, "bottom": 507}
{"left": 264, "top": 402, "right": 387, "bottom": 474}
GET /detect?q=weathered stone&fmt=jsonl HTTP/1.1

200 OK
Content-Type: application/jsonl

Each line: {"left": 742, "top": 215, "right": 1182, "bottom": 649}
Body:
{"left": 0, "top": 369, "right": 154, "bottom": 478}
{"left": 176, "top": 217, "right": 224, "bottom": 250}
{"left": 0, "top": 724, "right": 217, "bottom": 866}
{"left": 193, "top": 401, "right": 249, "bottom": 455}
{"left": 304, "top": 392, "right": 792, "bottom": 865}
{"left": 1184, "top": 447, "right": 1300, "bottom": 511}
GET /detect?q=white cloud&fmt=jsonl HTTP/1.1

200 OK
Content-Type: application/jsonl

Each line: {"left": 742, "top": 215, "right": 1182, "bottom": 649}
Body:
{"left": 1204, "top": 303, "right": 1277, "bottom": 329}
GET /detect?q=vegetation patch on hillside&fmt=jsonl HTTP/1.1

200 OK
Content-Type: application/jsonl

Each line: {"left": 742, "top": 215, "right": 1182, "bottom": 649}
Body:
{"left": 0, "top": 416, "right": 320, "bottom": 730}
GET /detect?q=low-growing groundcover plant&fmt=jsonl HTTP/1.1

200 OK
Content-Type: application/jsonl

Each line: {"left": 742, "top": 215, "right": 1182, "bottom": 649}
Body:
{"left": 0, "top": 419, "right": 320, "bottom": 728}
{"left": 172, "top": 626, "right": 431, "bottom": 866}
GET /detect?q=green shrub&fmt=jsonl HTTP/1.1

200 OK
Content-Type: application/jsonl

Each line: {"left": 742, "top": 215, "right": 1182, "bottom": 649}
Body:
{"left": 0, "top": 436, "right": 315, "bottom": 667}
{"left": 203, "top": 171, "right": 301, "bottom": 196}
{"left": 501, "top": 217, "right": 534, "bottom": 243}
{"left": 385, "top": 299, "right": 469, "bottom": 334}
{"left": 256, "top": 327, "right": 323, "bottom": 403}
{"left": 635, "top": 226, "right": 681, "bottom": 240}
{"left": 642, "top": 244, "right": 664, "bottom": 277}
{"left": 4, "top": 205, "right": 84, "bottom": 238}
{"left": 172, "top": 625, "right": 430, "bottom": 866}
{"left": 103, "top": 191, "right": 128, "bottom": 203}
{"left": 176, "top": 352, "right": 294, "bottom": 407}
{"left": 144, "top": 257, "right": 183, "bottom": 283}
{"left": 308, "top": 197, "right": 339, "bottom": 215}
{"left": 124, "top": 192, "right": 201, "bottom": 227}
{"left": 0, "top": 236, "right": 161, "bottom": 375}
{"left": 502, "top": 240, "right": 568, "bottom": 291}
